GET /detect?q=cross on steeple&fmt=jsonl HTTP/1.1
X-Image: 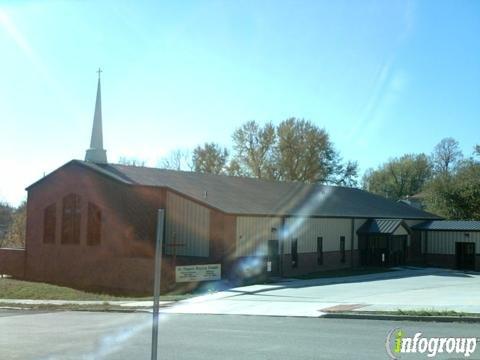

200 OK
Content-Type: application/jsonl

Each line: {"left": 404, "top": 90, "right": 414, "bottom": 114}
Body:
{"left": 85, "top": 68, "right": 108, "bottom": 164}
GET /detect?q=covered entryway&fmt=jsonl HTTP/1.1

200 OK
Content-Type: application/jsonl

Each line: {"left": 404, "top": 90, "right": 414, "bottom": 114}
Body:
{"left": 411, "top": 221, "right": 480, "bottom": 271}
{"left": 456, "top": 242, "right": 475, "bottom": 270}
{"left": 357, "top": 219, "right": 410, "bottom": 267}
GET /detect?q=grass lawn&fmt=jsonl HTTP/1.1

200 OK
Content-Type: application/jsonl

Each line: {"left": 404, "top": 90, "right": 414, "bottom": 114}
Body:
{"left": 0, "top": 278, "right": 192, "bottom": 302}
{"left": 394, "top": 309, "right": 476, "bottom": 317}
{"left": 292, "top": 267, "right": 395, "bottom": 280}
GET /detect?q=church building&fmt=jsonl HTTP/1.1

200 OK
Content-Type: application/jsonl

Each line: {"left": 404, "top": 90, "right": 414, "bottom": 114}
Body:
{"left": 1, "top": 74, "right": 478, "bottom": 295}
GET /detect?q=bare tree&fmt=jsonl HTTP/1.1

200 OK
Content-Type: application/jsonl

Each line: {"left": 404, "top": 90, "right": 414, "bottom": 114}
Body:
{"left": 431, "top": 138, "right": 463, "bottom": 175}
{"left": 159, "top": 149, "right": 193, "bottom": 171}
{"left": 118, "top": 156, "right": 146, "bottom": 167}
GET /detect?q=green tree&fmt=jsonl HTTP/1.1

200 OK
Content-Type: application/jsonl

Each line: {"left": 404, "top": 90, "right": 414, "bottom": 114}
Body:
{"left": 362, "top": 154, "right": 432, "bottom": 201}
{"left": 232, "top": 121, "right": 277, "bottom": 179}
{"left": 424, "top": 160, "right": 480, "bottom": 219}
{"left": 192, "top": 143, "right": 229, "bottom": 175}
{"left": 474, "top": 144, "right": 480, "bottom": 157}
{"left": 2, "top": 201, "right": 26, "bottom": 248}
{"left": 232, "top": 118, "right": 358, "bottom": 185}
{"left": 0, "top": 201, "right": 14, "bottom": 245}
{"left": 275, "top": 118, "right": 334, "bottom": 182}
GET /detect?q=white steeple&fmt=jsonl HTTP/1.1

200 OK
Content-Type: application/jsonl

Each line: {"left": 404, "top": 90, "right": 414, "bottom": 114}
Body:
{"left": 85, "top": 68, "right": 108, "bottom": 164}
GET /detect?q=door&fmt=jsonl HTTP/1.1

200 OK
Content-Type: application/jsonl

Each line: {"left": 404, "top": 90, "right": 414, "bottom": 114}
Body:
{"left": 267, "top": 240, "right": 279, "bottom": 276}
{"left": 367, "top": 236, "right": 388, "bottom": 266}
{"left": 456, "top": 242, "right": 475, "bottom": 270}
{"left": 390, "top": 235, "right": 407, "bottom": 266}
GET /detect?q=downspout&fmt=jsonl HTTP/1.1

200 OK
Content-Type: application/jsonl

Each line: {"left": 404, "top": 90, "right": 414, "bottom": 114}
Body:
{"left": 279, "top": 217, "right": 285, "bottom": 277}
{"left": 350, "top": 218, "right": 355, "bottom": 268}
{"left": 424, "top": 230, "right": 428, "bottom": 266}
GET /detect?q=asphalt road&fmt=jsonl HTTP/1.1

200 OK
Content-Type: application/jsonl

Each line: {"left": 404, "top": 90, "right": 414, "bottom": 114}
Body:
{"left": 0, "top": 310, "right": 479, "bottom": 360}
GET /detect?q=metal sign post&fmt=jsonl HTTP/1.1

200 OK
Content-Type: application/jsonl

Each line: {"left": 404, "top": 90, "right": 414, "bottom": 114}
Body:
{"left": 151, "top": 209, "right": 165, "bottom": 360}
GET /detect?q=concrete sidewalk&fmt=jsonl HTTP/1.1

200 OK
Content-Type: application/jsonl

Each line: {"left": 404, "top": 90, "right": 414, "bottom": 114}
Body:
{"left": 161, "top": 267, "right": 480, "bottom": 317}
{"left": 2, "top": 268, "right": 479, "bottom": 318}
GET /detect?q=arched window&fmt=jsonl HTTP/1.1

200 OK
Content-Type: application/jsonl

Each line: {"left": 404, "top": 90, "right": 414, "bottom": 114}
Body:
{"left": 87, "top": 202, "right": 102, "bottom": 245}
{"left": 43, "top": 203, "right": 56, "bottom": 244}
{"left": 61, "top": 194, "right": 81, "bottom": 244}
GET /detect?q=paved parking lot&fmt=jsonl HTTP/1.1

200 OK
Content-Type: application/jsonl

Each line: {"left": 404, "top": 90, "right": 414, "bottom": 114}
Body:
{"left": 163, "top": 267, "right": 480, "bottom": 317}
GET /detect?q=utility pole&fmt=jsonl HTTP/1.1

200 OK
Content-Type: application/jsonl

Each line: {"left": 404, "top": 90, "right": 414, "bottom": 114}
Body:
{"left": 151, "top": 209, "right": 165, "bottom": 360}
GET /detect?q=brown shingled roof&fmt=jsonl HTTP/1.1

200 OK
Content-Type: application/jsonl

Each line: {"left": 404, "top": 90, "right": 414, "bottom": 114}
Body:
{"left": 28, "top": 160, "right": 442, "bottom": 220}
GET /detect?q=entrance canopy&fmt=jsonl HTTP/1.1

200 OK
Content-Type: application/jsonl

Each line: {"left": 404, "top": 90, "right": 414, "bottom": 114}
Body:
{"left": 357, "top": 219, "right": 411, "bottom": 235}
{"left": 357, "top": 219, "right": 411, "bottom": 267}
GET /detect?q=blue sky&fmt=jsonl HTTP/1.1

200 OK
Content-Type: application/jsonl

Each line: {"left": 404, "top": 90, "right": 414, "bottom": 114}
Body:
{"left": 0, "top": 0, "right": 479, "bottom": 205}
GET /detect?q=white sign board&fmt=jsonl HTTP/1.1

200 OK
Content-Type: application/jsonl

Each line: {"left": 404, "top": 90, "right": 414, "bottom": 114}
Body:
{"left": 176, "top": 264, "right": 221, "bottom": 283}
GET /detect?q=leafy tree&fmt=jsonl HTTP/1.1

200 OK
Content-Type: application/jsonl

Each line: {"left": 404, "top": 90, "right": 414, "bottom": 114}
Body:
{"left": 225, "top": 159, "right": 243, "bottom": 176}
{"left": 424, "top": 160, "right": 480, "bottom": 219}
{"left": 474, "top": 144, "right": 480, "bottom": 157}
{"left": 431, "top": 137, "right": 463, "bottom": 175}
{"left": 362, "top": 154, "right": 432, "bottom": 201}
{"left": 335, "top": 160, "right": 359, "bottom": 187}
{"left": 1, "top": 201, "right": 26, "bottom": 248}
{"left": 0, "top": 201, "right": 13, "bottom": 245}
{"left": 192, "top": 143, "right": 229, "bottom": 175}
{"left": 232, "top": 118, "right": 358, "bottom": 185}
{"left": 275, "top": 118, "right": 334, "bottom": 182}
{"left": 232, "top": 121, "right": 277, "bottom": 179}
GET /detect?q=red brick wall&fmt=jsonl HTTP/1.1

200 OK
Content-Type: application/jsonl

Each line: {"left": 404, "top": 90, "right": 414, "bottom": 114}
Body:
{"left": 423, "top": 254, "right": 454, "bottom": 269}
{"left": 0, "top": 248, "right": 26, "bottom": 278}
{"left": 282, "top": 250, "right": 359, "bottom": 277}
{"left": 24, "top": 162, "right": 242, "bottom": 294}
{"left": 422, "top": 254, "right": 480, "bottom": 271}
{"left": 25, "top": 162, "right": 165, "bottom": 294}
{"left": 232, "top": 250, "right": 360, "bottom": 281}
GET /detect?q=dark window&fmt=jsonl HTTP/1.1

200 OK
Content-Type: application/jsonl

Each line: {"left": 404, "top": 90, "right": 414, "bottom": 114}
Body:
{"left": 291, "top": 238, "right": 298, "bottom": 268}
{"left": 317, "top": 236, "right": 323, "bottom": 265}
{"left": 61, "top": 194, "right": 81, "bottom": 244}
{"left": 87, "top": 202, "right": 101, "bottom": 246}
{"left": 340, "top": 236, "right": 346, "bottom": 263}
{"left": 43, "top": 203, "right": 56, "bottom": 244}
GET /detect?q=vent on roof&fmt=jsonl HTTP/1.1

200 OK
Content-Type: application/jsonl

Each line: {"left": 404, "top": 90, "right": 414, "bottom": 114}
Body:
{"left": 203, "top": 191, "right": 208, "bottom": 199}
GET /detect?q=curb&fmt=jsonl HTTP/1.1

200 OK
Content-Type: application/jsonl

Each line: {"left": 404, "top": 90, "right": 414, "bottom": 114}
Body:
{"left": 322, "top": 312, "right": 480, "bottom": 323}
{"left": 0, "top": 305, "right": 155, "bottom": 313}
{"left": 0, "top": 303, "right": 173, "bottom": 313}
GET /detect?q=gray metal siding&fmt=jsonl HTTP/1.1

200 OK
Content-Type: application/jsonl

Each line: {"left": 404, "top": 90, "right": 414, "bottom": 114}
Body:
{"left": 165, "top": 192, "right": 210, "bottom": 257}
{"left": 235, "top": 216, "right": 282, "bottom": 257}
{"left": 283, "top": 217, "right": 352, "bottom": 253}
{"left": 353, "top": 218, "right": 368, "bottom": 249}
{"left": 422, "top": 231, "right": 480, "bottom": 255}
